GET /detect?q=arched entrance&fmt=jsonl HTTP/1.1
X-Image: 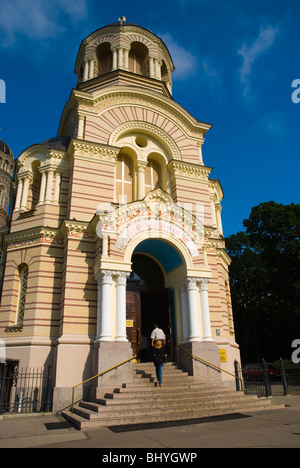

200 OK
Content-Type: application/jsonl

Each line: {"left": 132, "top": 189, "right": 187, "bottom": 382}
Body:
{"left": 126, "top": 239, "right": 184, "bottom": 362}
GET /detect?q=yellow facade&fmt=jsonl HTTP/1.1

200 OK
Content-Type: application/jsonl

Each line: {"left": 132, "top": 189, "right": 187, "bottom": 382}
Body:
{"left": 0, "top": 20, "right": 240, "bottom": 411}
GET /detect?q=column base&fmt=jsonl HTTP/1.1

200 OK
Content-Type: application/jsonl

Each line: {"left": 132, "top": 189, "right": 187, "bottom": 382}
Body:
{"left": 178, "top": 341, "right": 222, "bottom": 383}
{"left": 92, "top": 340, "right": 134, "bottom": 389}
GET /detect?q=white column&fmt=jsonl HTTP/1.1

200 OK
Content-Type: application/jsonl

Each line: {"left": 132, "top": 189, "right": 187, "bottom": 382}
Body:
{"left": 15, "top": 178, "right": 23, "bottom": 210}
{"left": 20, "top": 175, "right": 31, "bottom": 210}
{"left": 45, "top": 170, "right": 54, "bottom": 202}
{"left": 96, "top": 270, "right": 113, "bottom": 342}
{"left": 137, "top": 162, "right": 146, "bottom": 200}
{"left": 77, "top": 115, "right": 85, "bottom": 139}
{"left": 216, "top": 204, "right": 223, "bottom": 236}
{"left": 38, "top": 171, "right": 47, "bottom": 204}
{"left": 124, "top": 49, "right": 129, "bottom": 70}
{"left": 179, "top": 283, "right": 189, "bottom": 343}
{"left": 149, "top": 57, "right": 154, "bottom": 78}
{"left": 89, "top": 59, "right": 94, "bottom": 79}
{"left": 53, "top": 171, "right": 61, "bottom": 204}
{"left": 118, "top": 48, "right": 123, "bottom": 68}
{"left": 83, "top": 60, "right": 89, "bottom": 81}
{"left": 199, "top": 278, "right": 213, "bottom": 341}
{"left": 115, "top": 272, "right": 129, "bottom": 342}
{"left": 186, "top": 278, "right": 201, "bottom": 342}
{"left": 198, "top": 142, "right": 204, "bottom": 165}
{"left": 155, "top": 59, "right": 161, "bottom": 80}
{"left": 112, "top": 49, "right": 118, "bottom": 70}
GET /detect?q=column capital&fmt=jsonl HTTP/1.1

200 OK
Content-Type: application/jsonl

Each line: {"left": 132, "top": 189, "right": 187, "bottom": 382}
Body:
{"left": 115, "top": 271, "right": 130, "bottom": 285}
{"left": 136, "top": 160, "right": 148, "bottom": 170}
{"left": 17, "top": 170, "right": 33, "bottom": 181}
{"left": 199, "top": 278, "right": 210, "bottom": 291}
{"left": 96, "top": 270, "right": 113, "bottom": 284}
{"left": 186, "top": 277, "right": 198, "bottom": 291}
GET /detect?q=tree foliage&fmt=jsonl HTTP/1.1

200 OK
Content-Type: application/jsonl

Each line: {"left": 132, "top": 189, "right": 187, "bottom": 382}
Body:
{"left": 226, "top": 202, "right": 300, "bottom": 362}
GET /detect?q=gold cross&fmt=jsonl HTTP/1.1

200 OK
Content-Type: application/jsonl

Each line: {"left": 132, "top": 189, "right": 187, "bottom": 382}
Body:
{"left": 118, "top": 16, "right": 127, "bottom": 24}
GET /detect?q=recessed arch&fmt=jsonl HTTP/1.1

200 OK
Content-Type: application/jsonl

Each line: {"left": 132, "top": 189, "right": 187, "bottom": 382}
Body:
{"left": 109, "top": 121, "right": 181, "bottom": 161}
{"left": 124, "top": 231, "right": 193, "bottom": 271}
{"left": 129, "top": 41, "right": 149, "bottom": 76}
{"left": 94, "top": 42, "right": 113, "bottom": 76}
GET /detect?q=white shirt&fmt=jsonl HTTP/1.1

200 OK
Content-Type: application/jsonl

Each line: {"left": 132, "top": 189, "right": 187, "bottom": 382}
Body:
{"left": 151, "top": 327, "right": 166, "bottom": 341}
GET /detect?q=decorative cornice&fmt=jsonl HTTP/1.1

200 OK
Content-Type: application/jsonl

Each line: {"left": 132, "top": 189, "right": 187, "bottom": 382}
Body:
{"left": 167, "top": 160, "right": 213, "bottom": 181}
{"left": 69, "top": 139, "right": 120, "bottom": 163}
{"left": 6, "top": 227, "right": 64, "bottom": 251}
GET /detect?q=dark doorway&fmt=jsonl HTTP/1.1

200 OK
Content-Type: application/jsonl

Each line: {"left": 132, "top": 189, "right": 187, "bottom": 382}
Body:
{"left": 127, "top": 254, "right": 173, "bottom": 361}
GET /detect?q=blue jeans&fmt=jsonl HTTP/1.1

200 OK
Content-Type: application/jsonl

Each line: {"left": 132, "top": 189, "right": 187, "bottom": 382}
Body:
{"left": 155, "top": 364, "right": 163, "bottom": 385}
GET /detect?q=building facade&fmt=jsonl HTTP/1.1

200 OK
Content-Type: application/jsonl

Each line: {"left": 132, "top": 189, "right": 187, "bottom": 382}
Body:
{"left": 0, "top": 20, "right": 240, "bottom": 411}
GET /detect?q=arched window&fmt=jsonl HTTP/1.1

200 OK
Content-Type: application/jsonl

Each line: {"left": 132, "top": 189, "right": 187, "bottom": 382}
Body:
{"left": 16, "top": 264, "right": 28, "bottom": 326}
{"left": 145, "top": 159, "right": 161, "bottom": 195}
{"left": 28, "top": 160, "right": 41, "bottom": 210}
{"left": 95, "top": 42, "right": 113, "bottom": 76}
{"left": 116, "top": 153, "right": 134, "bottom": 203}
{"left": 129, "top": 42, "right": 149, "bottom": 76}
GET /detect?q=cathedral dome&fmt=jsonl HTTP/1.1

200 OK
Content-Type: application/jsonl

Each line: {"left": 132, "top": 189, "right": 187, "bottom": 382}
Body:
{"left": 41, "top": 136, "right": 71, "bottom": 151}
{"left": 0, "top": 139, "right": 13, "bottom": 159}
{"left": 75, "top": 19, "right": 174, "bottom": 94}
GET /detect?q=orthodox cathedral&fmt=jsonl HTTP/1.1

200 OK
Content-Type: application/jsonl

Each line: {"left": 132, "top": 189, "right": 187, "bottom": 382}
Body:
{"left": 0, "top": 19, "right": 240, "bottom": 412}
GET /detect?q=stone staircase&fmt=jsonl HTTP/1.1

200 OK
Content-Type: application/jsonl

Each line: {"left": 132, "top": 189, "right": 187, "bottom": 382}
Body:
{"left": 63, "top": 362, "right": 283, "bottom": 430}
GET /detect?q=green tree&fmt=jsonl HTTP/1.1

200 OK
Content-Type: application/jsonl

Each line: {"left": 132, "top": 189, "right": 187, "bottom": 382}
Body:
{"left": 226, "top": 202, "right": 300, "bottom": 362}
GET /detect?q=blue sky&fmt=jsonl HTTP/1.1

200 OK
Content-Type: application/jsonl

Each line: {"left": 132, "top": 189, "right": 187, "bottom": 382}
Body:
{"left": 0, "top": 0, "right": 299, "bottom": 237}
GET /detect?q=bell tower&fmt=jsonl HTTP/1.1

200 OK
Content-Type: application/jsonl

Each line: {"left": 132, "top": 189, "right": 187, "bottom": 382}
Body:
{"left": 74, "top": 18, "right": 174, "bottom": 94}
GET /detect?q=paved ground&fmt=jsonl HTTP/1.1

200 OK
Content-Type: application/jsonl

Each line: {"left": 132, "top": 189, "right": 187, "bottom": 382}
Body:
{"left": 0, "top": 395, "right": 300, "bottom": 449}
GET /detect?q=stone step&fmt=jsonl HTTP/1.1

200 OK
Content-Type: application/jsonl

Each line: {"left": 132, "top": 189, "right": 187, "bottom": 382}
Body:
{"left": 63, "top": 399, "right": 281, "bottom": 430}
{"left": 81, "top": 393, "right": 261, "bottom": 413}
{"left": 74, "top": 400, "right": 266, "bottom": 420}
{"left": 126, "top": 377, "right": 195, "bottom": 387}
{"left": 62, "top": 361, "right": 285, "bottom": 430}
{"left": 101, "top": 392, "right": 243, "bottom": 405}
{"left": 108, "top": 384, "right": 235, "bottom": 396}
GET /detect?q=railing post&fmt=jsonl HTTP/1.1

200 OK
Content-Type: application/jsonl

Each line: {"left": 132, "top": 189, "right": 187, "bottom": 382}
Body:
{"left": 280, "top": 358, "right": 290, "bottom": 396}
{"left": 234, "top": 360, "right": 241, "bottom": 391}
{"left": 45, "top": 363, "right": 53, "bottom": 412}
{"left": 262, "top": 359, "right": 272, "bottom": 397}
{"left": 0, "top": 363, "right": 8, "bottom": 415}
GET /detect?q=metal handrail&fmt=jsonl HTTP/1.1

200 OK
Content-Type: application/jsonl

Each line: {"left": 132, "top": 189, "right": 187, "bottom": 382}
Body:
{"left": 71, "top": 354, "right": 137, "bottom": 413}
{"left": 177, "top": 345, "right": 244, "bottom": 391}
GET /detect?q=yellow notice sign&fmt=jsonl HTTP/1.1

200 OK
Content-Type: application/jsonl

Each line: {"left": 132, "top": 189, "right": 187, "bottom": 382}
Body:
{"left": 126, "top": 320, "right": 134, "bottom": 327}
{"left": 219, "top": 349, "right": 227, "bottom": 363}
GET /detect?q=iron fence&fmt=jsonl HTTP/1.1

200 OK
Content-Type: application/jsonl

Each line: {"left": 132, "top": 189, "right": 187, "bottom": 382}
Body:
{"left": 0, "top": 363, "right": 53, "bottom": 414}
{"left": 281, "top": 361, "right": 300, "bottom": 395}
{"left": 240, "top": 359, "right": 300, "bottom": 398}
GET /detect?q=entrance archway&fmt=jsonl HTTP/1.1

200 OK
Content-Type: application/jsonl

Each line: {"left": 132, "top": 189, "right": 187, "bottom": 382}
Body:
{"left": 126, "top": 254, "right": 171, "bottom": 362}
{"left": 126, "top": 238, "right": 185, "bottom": 362}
